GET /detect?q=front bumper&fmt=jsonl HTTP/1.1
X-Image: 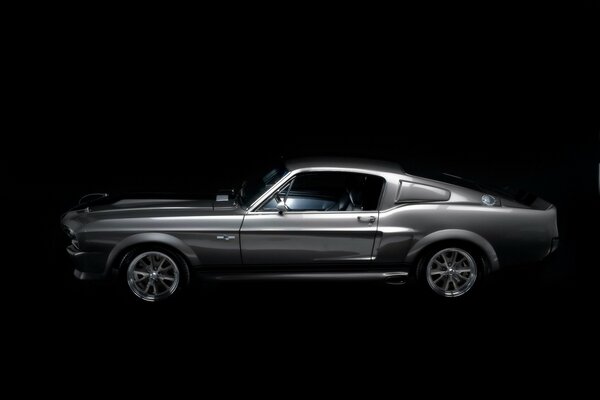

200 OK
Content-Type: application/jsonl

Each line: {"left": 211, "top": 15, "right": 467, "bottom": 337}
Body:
{"left": 550, "top": 237, "right": 560, "bottom": 254}
{"left": 66, "top": 245, "right": 110, "bottom": 280}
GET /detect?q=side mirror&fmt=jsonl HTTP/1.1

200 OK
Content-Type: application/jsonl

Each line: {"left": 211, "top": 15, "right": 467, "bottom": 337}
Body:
{"left": 276, "top": 201, "right": 287, "bottom": 214}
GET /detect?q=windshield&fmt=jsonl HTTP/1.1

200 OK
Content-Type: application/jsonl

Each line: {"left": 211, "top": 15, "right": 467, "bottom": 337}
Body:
{"left": 239, "top": 166, "right": 288, "bottom": 209}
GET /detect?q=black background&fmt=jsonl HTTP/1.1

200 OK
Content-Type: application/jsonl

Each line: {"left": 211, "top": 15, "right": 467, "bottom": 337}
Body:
{"left": 9, "top": 7, "right": 599, "bottom": 392}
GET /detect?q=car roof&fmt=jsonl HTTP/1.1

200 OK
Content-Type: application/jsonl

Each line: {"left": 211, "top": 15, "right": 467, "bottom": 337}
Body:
{"left": 284, "top": 157, "right": 404, "bottom": 174}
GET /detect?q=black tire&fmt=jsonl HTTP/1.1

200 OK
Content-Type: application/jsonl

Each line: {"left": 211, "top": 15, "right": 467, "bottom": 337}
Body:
{"left": 416, "top": 243, "right": 484, "bottom": 298}
{"left": 119, "top": 246, "right": 191, "bottom": 303}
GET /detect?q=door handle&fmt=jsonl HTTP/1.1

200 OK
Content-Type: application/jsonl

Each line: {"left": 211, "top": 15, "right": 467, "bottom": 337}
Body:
{"left": 357, "top": 216, "right": 376, "bottom": 223}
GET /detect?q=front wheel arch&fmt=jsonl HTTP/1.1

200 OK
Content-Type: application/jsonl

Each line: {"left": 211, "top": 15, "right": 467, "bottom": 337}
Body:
{"left": 115, "top": 242, "right": 192, "bottom": 276}
{"left": 106, "top": 232, "right": 200, "bottom": 274}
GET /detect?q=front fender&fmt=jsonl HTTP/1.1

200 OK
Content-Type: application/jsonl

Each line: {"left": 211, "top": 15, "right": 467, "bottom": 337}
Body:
{"left": 106, "top": 232, "right": 201, "bottom": 272}
{"left": 405, "top": 229, "right": 500, "bottom": 273}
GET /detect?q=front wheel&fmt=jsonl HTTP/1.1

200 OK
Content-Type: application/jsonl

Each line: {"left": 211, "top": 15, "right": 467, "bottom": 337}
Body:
{"left": 123, "top": 248, "right": 190, "bottom": 302}
{"left": 418, "top": 246, "right": 481, "bottom": 298}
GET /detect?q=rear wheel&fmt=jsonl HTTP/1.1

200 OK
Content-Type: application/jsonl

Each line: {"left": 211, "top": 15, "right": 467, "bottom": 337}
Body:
{"left": 122, "top": 248, "right": 190, "bottom": 302}
{"left": 418, "top": 246, "right": 480, "bottom": 298}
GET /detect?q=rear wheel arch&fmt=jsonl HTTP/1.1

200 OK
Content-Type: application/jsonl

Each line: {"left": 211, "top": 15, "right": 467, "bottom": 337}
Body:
{"left": 406, "top": 230, "right": 499, "bottom": 275}
{"left": 415, "top": 239, "right": 489, "bottom": 275}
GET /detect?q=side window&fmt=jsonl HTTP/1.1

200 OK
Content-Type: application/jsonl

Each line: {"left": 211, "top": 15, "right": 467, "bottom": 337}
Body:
{"left": 260, "top": 172, "right": 384, "bottom": 212}
{"left": 361, "top": 174, "right": 386, "bottom": 210}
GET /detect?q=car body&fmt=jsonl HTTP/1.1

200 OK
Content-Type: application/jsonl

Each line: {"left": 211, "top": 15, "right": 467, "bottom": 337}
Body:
{"left": 61, "top": 158, "right": 559, "bottom": 301}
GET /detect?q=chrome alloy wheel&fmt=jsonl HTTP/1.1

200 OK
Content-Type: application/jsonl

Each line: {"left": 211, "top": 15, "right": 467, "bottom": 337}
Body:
{"left": 127, "top": 251, "right": 180, "bottom": 302}
{"left": 426, "top": 248, "right": 477, "bottom": 297}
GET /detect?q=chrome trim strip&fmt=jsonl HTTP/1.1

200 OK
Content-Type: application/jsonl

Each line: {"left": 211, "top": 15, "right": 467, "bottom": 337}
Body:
{"left": 66, "top": 245, "right": 84, "bottom": 257}
{"left": 204, "top": 271, "right": 409, "bottom": 282}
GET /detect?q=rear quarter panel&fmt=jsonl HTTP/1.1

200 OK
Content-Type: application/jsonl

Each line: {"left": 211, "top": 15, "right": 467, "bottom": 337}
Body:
{"left": 375, "top": 203, "right": 557, "bottom": 268}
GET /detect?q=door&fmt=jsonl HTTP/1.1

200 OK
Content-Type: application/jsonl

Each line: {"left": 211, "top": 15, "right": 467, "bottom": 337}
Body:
{"left": 241, "top": 172, "right": 385, "bottom": 265}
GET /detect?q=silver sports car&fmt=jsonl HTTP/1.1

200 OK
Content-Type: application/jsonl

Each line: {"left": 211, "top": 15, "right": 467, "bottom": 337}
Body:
{"left": 61, "top": 158, "right": 559, "bottom": 301}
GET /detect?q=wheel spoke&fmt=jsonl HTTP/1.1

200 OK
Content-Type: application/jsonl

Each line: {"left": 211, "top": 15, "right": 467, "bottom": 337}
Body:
{"left": 134, "top": 275, "right": 148, "bottom": 283}
{"left": 452, "top": 276, "right": 462, "bottom": 289}
{"left": 158, "top": 278, "right": 172, "bottom": 289}
{"left": 441, "top": 253, "right": 450, "bottom": 266}
{"left": 159, "top": 264, "right": 174, "bottom": 273}
{"left": 430, "top": 269, "right": 445, "bottom": 275}
{"left": 454, "top": 273, "right": 468, "bottom": 281}
{"left": 451, "top": 251, "right": 458, "bottom": 265}
{"left": 433, "top": 274, "right": 446, "bottom": 284}
{"left": 443, "top": 276, "right": 451, "bottom": 291}
{"left": 157, "top": 257, "right": 166, "bottom": 270}
{"left": 454, "top": 268, "right": 471, "bottom": 274}
{"left": 143, "top": 280, "right": 152, "bottom": 294}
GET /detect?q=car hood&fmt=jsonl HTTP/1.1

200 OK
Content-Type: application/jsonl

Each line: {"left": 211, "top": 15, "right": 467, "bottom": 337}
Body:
{"left": 62, "top": 193, "right": 243, "bottom": 232}
{"left": 70, "top": 193, "right": 239, "bottom": 213}
{"left": 61, "top": 193, "right": 245, "bottom": 237}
